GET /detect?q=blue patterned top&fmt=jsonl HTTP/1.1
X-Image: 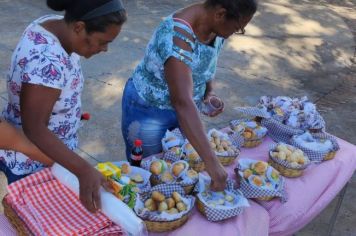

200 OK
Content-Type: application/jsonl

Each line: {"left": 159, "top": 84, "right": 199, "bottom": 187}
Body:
{"left": 132, "top": 15, "right": 225, "bottom": 110}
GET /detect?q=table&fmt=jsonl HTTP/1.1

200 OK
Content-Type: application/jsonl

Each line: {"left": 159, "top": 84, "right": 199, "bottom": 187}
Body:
{"left": 150, "top": 136, "right": 356, "bottom": 236}
{"left": 1, "top": 137, "right": 355, "bottom": 236}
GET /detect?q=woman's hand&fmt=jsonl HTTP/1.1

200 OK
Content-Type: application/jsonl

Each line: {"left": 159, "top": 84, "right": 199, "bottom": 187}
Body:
{"left": 205, "top": 158, "right": 228, "bottom": 191}
{"left": 77, "top": 165, "right": 112, "bottom": 213}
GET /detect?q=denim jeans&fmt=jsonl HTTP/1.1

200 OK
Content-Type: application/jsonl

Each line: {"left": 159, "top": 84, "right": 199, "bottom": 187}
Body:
{"left": 121, "top": 78, "right": 179, "bottom": 160}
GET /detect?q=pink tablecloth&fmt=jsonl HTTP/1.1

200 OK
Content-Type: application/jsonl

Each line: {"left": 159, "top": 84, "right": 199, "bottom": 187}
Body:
{"left": 257, "top": 138, "right": 356, "bottom": 236}
{"left": 0, "top": 214, "right": 17, "bottom": 235}
{"left": 1, "top": 137, "right": 355, "bottom": 236}
{"left": 149, "top": 137, "right": 356, "bottom": 236}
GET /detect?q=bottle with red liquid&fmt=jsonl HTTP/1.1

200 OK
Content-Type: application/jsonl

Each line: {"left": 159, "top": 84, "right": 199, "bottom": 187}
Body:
{"left": 130, "top": 139, "right": 143, "bottom": 167}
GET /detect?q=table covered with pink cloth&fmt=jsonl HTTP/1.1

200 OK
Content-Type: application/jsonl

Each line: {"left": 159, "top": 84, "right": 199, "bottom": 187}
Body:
{"left": 149, "top": 136, "right": 355, "bottom": 236}
{"left": 1, "top": 137, "right": 355, "bottom": 236}
{"left": 257, "top": 138, "right": 356, "bottom": 236}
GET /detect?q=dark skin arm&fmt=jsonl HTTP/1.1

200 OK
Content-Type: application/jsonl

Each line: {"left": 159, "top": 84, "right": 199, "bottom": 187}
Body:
{"left": 204, "top": 80, "right": 215, "bottom": 98}
{"left": 20, "top": 83, "right": 109, "bottom": 213}
{"left": 0, "top": 119, "right": 53, "bottom": 165}
{"left": 165, "top": 58, "right": 227, "bottom": 191}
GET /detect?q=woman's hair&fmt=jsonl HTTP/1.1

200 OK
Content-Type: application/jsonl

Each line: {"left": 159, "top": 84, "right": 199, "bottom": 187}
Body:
{"left": 205, "top": 0, "right": 257, "bottom": 20}
{"left": 47, "top": 0, "right": 127, "bottom": 34}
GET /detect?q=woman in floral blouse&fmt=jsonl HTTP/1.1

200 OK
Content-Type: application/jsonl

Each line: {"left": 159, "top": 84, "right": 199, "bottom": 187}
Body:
{"left": 122, "top": 0, "right": 257, "bottom": 191}
{"left": 0, "top": 0, "right": 126, "bottom": 212}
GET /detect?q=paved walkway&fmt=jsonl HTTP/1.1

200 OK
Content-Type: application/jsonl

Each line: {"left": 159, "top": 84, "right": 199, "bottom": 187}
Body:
{"left": 0, "top": 0, "right": 355, "bottom": 235}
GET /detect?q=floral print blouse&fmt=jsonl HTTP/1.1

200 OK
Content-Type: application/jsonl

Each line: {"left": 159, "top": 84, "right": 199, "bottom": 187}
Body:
{"left": 0, "top": 15, "right": 84, "bottom": 175}
{"left": 132, "top": 15, "right": 225, "bottom": 110}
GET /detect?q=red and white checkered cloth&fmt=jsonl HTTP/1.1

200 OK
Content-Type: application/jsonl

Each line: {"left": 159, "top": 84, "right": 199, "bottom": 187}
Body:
{"left": 5, "top": 168, "right": 124, "bottom": 236}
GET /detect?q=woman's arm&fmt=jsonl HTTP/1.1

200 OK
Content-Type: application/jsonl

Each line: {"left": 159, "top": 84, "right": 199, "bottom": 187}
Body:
{"left": 20, "top": 83, "right": 108, "bottom": 212}
{"left": 204, "top": 80, "right": 215, "bottom": 98}
{"left": 164, "top": 58, "right": 227, "bottom": 191}
{"left": 0, "top": 119, "right": 53, "bottom": 165}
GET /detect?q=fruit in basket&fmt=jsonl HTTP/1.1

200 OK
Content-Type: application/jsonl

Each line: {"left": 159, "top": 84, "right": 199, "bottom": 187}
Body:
{"left": 150, "top": 160, "right": 166, "bottom": 175}
{"left": 209, "top": 131, "right": 237, "bottom": 154}
{"left": 172, "top": 192, "right": 182, "bottom": 203}
{"left": 187, "top": 151, "right": 199, "bottom": 160}
{"left": 158, "top": 201, "right": 168, "bottom": 212}
{"left": 252, "top": 161, "right": 268, "bottom": 175}
{"left": 145, "top": 198, "right": 157, "bottom": 211}
{"left": 152, "top": 191, "right": 165, "bottom": 202}
{"left": 225, "top": 194, "right": 234, "bottom": 202}
{"left": 202, "top": 190, "right": 238, "bottom": 209}
{"left": 161, "top": 171, "right": 174, "bottom": 183}
{"left": 221, "top": 141, "right": 229, "bottom": 149}
{"left": 185, "top": 143, "right": 194, "bottom": 152}
{"left": 243, "top": 130, "right": 253, "bottom": 139}
{"left": 273, "top": 144, "right": 309, "bottom": 167}
{"left": 214, "top": 137, "right": 221, "bottom": 145}
{"left": 210, "top": 142, "right": 217, "bottom": 149}
{"left": 176, "top": 202, "right": 187, "bottom": 212}
{"left": 170, "top": 146, "right": 182, "bottom": 155}
{"left": 271, "top": 169, "right": 280, "bottom": 181}
{"left": 217, "top": 146, "right": 225, "bottom": 153}
{"left": 130, "top": 174, "right": 144, "bottom": 184}
{"left": 243, "top": 169, "right": 253, "bottom": 179}
{"left": 185, "top": 143, "right": 201, "bottom": 161}
{"left": 121, "top": 163, "right": 131, "bottom": 175}
{"left": 232, "top": 121, "right": 267, "bottom": 141}
{"left": 166, "top": 198, "right": 175, "bottom": 209}
{"left": 144, "top": 191, "right": 188, "bottom": 215}
{"left": 166, "top": 208, "right": 179, "bottom": 214}
{"left": 252, "top": 176, "right": 263, "bottom": 187}
{"left": 172, "top": 162, "right": 186, "bottom": 177}
{"left": 275, "top": 151, "right": 286, "bottom": 160}
{"left": 187, "top": 169, "right": 198, "bottom": 179}
{"left": 211, "top": 131, "right": 219, "bottom": 138}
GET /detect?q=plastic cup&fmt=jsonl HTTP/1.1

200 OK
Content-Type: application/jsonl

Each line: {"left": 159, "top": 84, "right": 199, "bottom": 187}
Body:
{"left": 202, "top": 96, "right": 223, "bottom": 115}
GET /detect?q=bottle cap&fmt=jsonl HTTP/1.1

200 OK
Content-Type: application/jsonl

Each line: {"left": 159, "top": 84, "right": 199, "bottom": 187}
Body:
{"left": 134, "top": 139, "right": 142, "bottom": 147}
{"left": 81, "top": 112, "right": 91, "bottom": 120}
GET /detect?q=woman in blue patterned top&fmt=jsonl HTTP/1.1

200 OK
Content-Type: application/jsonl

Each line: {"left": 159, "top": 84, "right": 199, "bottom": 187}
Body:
{"left": 122, "top": 0, "right": 257, "bottom": 191}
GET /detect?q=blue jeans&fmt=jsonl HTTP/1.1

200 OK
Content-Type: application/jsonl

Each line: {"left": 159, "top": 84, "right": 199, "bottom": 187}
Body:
{"left": 121, "top": 79, "right": 179, "bottom": 160}
{"left": 0, "top": 161, "right": 29, "bottom": 184}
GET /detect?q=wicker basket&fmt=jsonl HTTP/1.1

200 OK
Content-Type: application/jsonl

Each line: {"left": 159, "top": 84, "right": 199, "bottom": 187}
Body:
{"left": 243, "top": 139, "right": 262, "bottom": 148}
{"left": 230, "top": 119, "right": 266, "bottom": 148}
{"left": 136, "top": 184, "right": 194, "bottom": 232}
{"left": 196, "top": 197, "right": 207, "bottom": 216}
{"left": 217, "top": 155, "right": 238, "bottom": 166}
{"left": 144, "top": 212, "right": 189, "bottom": 232}
{"left": 2, "top": 197, "right": 32, "bottom": 236}
{"left": 256, "top": 196, "right": 274, "bottom": 201}
{"left": 324, "top": 151, "right": 336, "bottom": 161}
{"left": 268, "top": 159, "right": 302, "bottom": 178}
{"left": 196, "top": 193, "right": 245, "bottom": 221}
